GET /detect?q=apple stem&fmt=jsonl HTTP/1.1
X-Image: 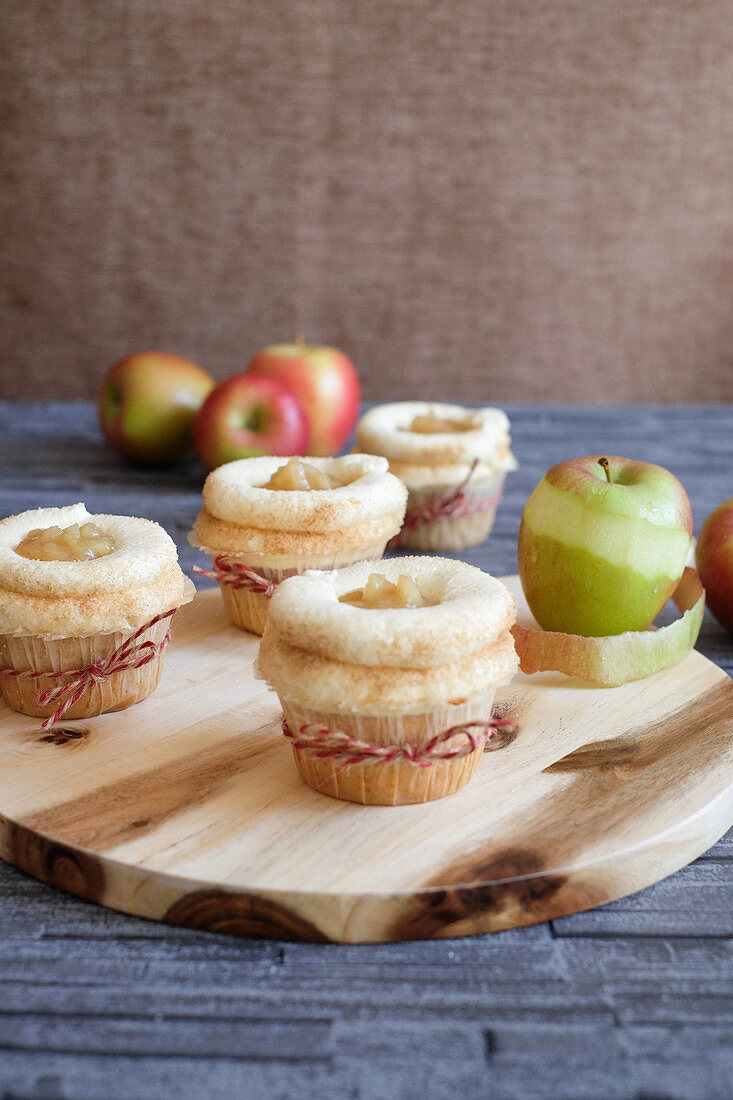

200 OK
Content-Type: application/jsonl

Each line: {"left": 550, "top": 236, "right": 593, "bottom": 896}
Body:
{"left": 598, "top": 457, "right": 613, "bottom": 483}
{"left": 294, "top": 331, "right": 305, "bottom": 347}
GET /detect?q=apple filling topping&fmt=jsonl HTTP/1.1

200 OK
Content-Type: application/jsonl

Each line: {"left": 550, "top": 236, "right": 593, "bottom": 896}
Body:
{"left": 409, "top": 413, "right": 477, "bottom": 434}
{"left": 265, "top": 458, "right": 345, "bottom": 492}
{"left": 15, "top": 522, "right": 115, "bottom": 562}
{"left": 339, "top": 573, "right": 430, "bottom": 609}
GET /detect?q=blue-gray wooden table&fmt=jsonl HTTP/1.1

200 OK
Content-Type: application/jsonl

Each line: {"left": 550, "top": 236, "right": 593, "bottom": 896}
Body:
{"left": 0, "top": 402, "right": 731, "bottom": 1100}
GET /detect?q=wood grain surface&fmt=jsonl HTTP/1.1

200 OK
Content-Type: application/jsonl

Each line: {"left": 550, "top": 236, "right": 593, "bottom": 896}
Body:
{"left": 1, "top": 582, "right": 731, "bottom": 945}
{"left": 0, "top": 402, "right": 731, "bottom": 1100}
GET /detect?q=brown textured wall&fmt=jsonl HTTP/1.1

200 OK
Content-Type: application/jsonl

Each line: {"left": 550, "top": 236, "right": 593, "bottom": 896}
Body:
{"left": 1, "top": 0, "right": 733, "bottom": 403}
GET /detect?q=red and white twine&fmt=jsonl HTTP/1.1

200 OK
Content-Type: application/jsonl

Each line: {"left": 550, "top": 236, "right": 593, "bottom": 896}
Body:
{"left": 282, "top": 714, "right": 515, "bottom": 767}
{"left": 389, "top": 460, "right": 501, "bottom": 547}
{"left": 0, "top": 608, "right": 176, "bottom": 730}
{"left": 193, "top": 554, "right": 278, "bottom": 598}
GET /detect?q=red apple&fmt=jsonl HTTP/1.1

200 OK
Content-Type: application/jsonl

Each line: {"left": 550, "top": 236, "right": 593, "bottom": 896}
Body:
{"left": 246, "top": 337, "right": 360, "bottom": 456}
{"left": 696, "top": 498, "right": 733, "bottom": 633}
{"left": 193, "top": 374, "right": 309, "bottom": 471}
{"left": 98, "top": 351, "right": 215, "bottom": 465}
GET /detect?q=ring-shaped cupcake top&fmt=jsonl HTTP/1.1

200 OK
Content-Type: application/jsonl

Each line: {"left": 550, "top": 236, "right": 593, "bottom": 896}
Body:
{"left": 0, "top": 504, "right": 194, "bottom": 636}
{"left": 265, "top": 556, "right": 516, "bottom": 669}
{"left": 355, "top": 402, "right": 516, "bottom": 471}
{"left": 202, "top": 455, "right": 407, "bottom": 533}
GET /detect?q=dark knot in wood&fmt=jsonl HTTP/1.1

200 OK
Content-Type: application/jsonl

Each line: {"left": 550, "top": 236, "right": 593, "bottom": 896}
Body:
{"left": 483, "top": 722, "right": 517, "bottom": 751}
{"left": 3, "top": 820, "right": 105, "bottom": 902}
{"left": 390, "top": 848, "right": 566, "bottom": 940}
{"left": 164, "top": 889, "right": 331, "bottom": 942}
{"left": 37, "top": 726, "right": 88, "bottom": 746}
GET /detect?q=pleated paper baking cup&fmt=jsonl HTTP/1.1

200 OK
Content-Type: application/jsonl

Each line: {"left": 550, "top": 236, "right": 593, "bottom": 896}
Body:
{"left": 0, "top": 616, "right": 171, "bottom": 721}
{"left": 204, "top": 539, "right": 390, "bottom": 636}
{"left": 399, "top": 471, "right": 507, "bottom": 552}
{"left": 280, "top": 687, "right": 500, "bottom": 806}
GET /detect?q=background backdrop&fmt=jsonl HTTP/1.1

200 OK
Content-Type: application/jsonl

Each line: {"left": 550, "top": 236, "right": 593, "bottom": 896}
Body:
{"left": 2, "top": 0, "right": 733, "bottom": 404}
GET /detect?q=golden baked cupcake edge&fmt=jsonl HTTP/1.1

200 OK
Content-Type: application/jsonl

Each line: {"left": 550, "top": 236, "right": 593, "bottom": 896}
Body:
{"left": 0, "top": 503, "right": 194, "bottom": 725}
{"left": 190, "top": 454, "right": 408, "bottom": 635}
{"left": 355, "top": 401, "right": 517, "bottom": 551}
{"left": 257, "top": 556, "right": 519, "bottom": 806}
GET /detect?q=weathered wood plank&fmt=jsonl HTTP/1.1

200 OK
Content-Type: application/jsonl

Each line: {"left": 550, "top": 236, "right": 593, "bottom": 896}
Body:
{"left": 0, "top": 1027, "right": 729, "bottom": 1100}
{"left": 0, "top": 1053, "right": 344, "bottom": 1100}
{"left": 0, "top": 1014, "right": 334, "bottom": 1061}
{"left": 4, "top": 929, "right": 732, "bottom": 1009}
{"left": 558, "top": 936, "right": 733, "bottom": 982}
{"left": 613, "top": 987, "right": 733, "bottom": 1026}
{"left": 485, "top": 1022, "right": 733, "bottom": 1100}
{"left": 552, "top": 859, "right": 733, "bottom": 936}
{"left": 0, "top": 939, "right": 568, "bottom": 992}
{"left": 0, "top": 981, "right": 617, "bottom": 1028}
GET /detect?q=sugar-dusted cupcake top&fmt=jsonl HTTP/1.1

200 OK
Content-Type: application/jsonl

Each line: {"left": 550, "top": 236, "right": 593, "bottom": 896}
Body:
{"left": 0, "top": 503, "right": 194, "bottom": 637}
{"left": 258, "top": 556, "right": 518, "bottom": 711}
{"left": 356, "top": 401, "right": 517, "bottom": 474}
{"left": 265, "top": 556, "right": 516, "bottom": 669}
{"left": 200, "top": 454, "right": 407, "bottom": 533}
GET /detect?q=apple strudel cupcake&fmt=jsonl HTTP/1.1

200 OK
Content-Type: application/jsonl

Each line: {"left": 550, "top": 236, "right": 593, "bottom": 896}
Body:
{"left": 0, "top": 503, "right": 194, "bottom": 725}
{"left": 258, "top": 556, "right": 518, "bottom": 805}
{"left": 355, "top": 401, "right": 517, "bottom": 550}
{"left": 190, "top": 455, "right": 408, "bottom": 635}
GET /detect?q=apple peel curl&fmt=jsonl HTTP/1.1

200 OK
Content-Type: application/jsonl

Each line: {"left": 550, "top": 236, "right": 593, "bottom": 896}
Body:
{"left": 511, "top": 567, "right": 705, "bottom": 687}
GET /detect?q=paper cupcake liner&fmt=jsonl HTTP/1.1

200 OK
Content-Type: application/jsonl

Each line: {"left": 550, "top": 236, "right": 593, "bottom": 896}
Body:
{"left": 208, "top": 539, "right": 390, "bottom": 636}
{"left": 0, "top": 616, "right": 171, "bottom": 721}
{"left": 279, "top": 687, "right": 499, "bottom": 805}
{"left": 399, "top": 472, "right": 507, "bottom": 552}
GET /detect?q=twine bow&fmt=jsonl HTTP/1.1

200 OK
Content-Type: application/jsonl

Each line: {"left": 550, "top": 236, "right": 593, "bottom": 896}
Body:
{"left": 390, "top": 460, "right": 501, "bottom": 546}
{"left": 282, "top": 713, "right": 515, "bottom": 767}
{"left": 0, "top": 608, "right": 176, "bottom": 730}
{"left": 193, "top": 555, "right": 278, "bottom": 598}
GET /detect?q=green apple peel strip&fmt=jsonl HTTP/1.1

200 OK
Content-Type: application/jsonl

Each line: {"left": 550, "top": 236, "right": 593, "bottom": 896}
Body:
{"left": 511, "top": 567, "right": 705, "bottom": 687}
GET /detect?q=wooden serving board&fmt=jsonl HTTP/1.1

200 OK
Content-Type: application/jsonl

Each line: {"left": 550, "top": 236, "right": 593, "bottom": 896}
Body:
{"left": 0, "top": 578, "right": 731, "bottom": 944}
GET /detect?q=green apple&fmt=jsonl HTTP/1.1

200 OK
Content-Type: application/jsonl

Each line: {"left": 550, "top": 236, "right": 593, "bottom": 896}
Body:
{"left": 518, "top": 455, "right": 693, "bottom": 636}
{"left": 98, "top": 351, "right": 215, "bottom": 466}
{"left": 512, "top": 567, "right": 705, "bottom": 686}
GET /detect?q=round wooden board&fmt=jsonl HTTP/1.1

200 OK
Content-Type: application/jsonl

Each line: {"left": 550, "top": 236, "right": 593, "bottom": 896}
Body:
{"left": 0, "top": 578, "right": 731, "bottom": 944}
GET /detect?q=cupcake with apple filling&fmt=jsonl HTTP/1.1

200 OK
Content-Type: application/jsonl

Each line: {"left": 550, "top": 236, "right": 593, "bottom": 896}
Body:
{"left": 190, "top": 454, "right": 407, "bottom": 635}
{"left": 356, "top": 401, "right": 517, "bottom": 550}
{"left": 0, "top": 503, "right": 194, "bottom": 723}
{"left": 258, "top": 556, "right": 518, "bottom": 805}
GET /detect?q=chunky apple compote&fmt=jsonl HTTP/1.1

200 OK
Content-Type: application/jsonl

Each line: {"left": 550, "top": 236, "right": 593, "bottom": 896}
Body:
{"left": 265, "top": 458, "right": 346, "bottom": 491}
{"left": 409, "top": 413, "right": 477, "bottom": 434}
{"left": 339, "top": 573, "right": 430, "bottom": 609}
{"left": 15, "top": 522, "right": 115, "bottom": 562}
